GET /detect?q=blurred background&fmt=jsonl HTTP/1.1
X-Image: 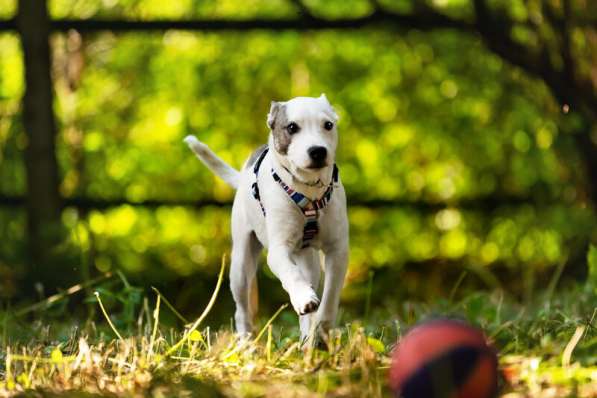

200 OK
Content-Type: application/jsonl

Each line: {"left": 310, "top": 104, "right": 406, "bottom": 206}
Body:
{"left": 0, "top": 0, "right": 595, "bottom": 324}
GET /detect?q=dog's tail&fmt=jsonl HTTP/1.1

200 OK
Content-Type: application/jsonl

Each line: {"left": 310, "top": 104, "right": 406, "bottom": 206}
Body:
{"left": 184, "top": 135, "right": 240, "bottom": 189}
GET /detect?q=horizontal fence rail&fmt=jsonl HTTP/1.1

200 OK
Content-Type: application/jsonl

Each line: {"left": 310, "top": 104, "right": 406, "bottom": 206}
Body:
{"left": 0, "top": 194, "right": 551, "bottom": 212}
{"left": 0, "top": 16, "right": 594, "bottom": 34}
{"left": 0, "top": 11, "right": 473, "bottom": 33}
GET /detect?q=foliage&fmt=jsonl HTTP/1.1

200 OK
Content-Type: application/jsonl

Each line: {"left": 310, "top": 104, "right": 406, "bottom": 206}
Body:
{"left": 1, "top": 0, "right": 595, "bottom": 306}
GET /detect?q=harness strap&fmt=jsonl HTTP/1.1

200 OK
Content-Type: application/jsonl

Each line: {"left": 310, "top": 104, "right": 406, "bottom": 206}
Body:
{"left": 252, "top": 146, "right": 339, "bottom": 248}
{"left": 251, "top": 147, "right": 269, "bottom": 216}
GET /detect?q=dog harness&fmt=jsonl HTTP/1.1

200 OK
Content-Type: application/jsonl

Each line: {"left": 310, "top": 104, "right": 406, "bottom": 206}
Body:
{"left": 252, "top": 147, "right": 339, "bottom": 248}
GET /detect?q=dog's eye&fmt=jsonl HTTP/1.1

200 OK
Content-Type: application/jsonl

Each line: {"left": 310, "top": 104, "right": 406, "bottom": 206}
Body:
{"left": 324, "top": 121, "right": 334, "bottom": 131}
{"left": 287, "top": 122, "right": 300, "bottom": 135}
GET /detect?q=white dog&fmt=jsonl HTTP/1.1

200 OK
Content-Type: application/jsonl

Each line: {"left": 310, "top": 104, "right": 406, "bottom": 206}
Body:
{"left": 184, "top": 94, "right": 348, "bottom": 341}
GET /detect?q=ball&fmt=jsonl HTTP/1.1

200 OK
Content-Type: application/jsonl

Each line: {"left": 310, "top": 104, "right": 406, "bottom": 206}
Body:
{"left": 389, "top": 319, "right": 498, "bottom": 398}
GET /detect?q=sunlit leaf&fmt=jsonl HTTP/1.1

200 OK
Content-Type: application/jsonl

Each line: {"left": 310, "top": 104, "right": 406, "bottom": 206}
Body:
{"left": 367, "top": 337, "right": 385, "bottom": 354}
{"left": 51, "top": 348, "right": 63, "bottom": 364}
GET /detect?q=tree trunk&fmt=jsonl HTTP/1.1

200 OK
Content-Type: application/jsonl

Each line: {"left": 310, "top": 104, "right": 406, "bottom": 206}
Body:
{"left": 17, "top": 0, "right": 64, "bottom": 293}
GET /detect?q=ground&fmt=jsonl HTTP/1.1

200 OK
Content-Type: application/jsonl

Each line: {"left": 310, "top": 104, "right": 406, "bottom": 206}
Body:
{"left": 1, "top": 267, "right": 595, "bottom": 397}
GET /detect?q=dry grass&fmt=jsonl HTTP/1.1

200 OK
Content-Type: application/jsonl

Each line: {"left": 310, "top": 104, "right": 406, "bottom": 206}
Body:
{"left": 2, "top": 324, "right": 389, "bottom": 397}
{"left": 1, "top": 325, "right": 596, "bottom": 397}
{"left": 1, "top": 262, "right": 596, "bottom": 397}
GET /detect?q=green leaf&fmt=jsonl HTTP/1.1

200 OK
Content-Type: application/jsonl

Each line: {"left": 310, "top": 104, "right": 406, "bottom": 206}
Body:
{"left": 189, "top": 330, "right": 204, "bottom": 343}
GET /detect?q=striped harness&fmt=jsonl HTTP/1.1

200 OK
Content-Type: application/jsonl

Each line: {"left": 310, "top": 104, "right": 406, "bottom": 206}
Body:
{"left": 251, "top": 147, "right": 339, "bottom": 248}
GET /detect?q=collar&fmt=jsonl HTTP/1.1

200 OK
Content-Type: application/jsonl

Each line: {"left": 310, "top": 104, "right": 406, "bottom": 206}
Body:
{"left": 271, "top": 166, "right": 338, "bottom": 213}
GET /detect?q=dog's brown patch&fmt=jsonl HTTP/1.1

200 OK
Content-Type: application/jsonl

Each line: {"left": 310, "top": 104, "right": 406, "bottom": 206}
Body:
{"left": 269, "top": 103, "right": 291, "bottom": 155}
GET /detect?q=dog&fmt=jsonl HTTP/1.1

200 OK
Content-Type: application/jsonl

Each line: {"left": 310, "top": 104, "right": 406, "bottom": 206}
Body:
{"left": 184, "top": 94, "right": 348, "bottom": 342}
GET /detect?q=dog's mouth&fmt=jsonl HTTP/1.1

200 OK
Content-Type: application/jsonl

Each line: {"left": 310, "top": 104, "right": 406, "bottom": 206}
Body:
{"left": 295, "top": 160, "right": 329, "bottom": 173}
{"left": 284, "top": 163, "right": 328, "bottom": 187}
{"left": 306, "top": 161, "right": 327, "bottom": 170}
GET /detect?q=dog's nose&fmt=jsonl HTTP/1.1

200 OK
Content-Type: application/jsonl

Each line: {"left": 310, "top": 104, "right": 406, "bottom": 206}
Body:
{"left": 308, "top": 146, "right": 327, "bottom": 163}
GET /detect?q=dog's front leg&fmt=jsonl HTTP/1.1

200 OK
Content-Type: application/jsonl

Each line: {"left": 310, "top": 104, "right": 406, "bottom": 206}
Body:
{"left": 316, "top": 245, "right": 348, "bottom": 333}
{"left": 267, "top": 244, "right": 320, "bottom": 315}
{"left": 295, "top": 249, "right": 322, "bottom": 341}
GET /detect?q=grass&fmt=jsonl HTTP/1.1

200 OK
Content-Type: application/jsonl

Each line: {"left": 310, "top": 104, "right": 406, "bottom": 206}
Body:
{"left": 0, "top": 261, "right": 595, "bottom": 397}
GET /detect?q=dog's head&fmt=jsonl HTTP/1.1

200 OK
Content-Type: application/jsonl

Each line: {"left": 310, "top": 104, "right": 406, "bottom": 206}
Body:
{"left": 267, "top": 94, "right": 339, "bottom": 183}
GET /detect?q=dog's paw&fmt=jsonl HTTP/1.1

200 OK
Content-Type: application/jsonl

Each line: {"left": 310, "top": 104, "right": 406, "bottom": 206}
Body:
{"left": 290, "top": 287, "right": 320, "bottom": 315}
{"left": 300, "top": 332, "right": 328, "bottom": 352}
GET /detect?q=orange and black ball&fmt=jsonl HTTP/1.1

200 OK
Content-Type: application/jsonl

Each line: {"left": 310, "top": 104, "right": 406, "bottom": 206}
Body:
{"left": 389, "top": 319, "right": 498, "bottom": 398}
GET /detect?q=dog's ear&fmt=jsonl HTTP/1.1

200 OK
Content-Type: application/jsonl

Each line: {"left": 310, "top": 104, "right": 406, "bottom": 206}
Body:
{"left": 319, "top": 93, "right": 339, "bottom": 122}
{"left": 267, "top": 101, "right": 280, "bottom": 130}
